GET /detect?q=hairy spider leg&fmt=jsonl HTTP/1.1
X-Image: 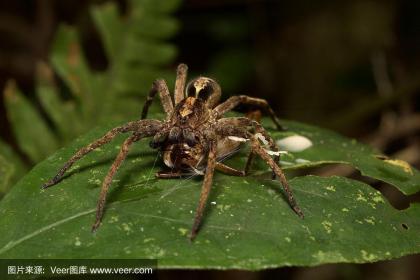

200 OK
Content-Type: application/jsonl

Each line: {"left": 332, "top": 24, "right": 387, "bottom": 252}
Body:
{"left": 251, "top": 137, "right": 304, "bottom": 218}
{"left": 213, "top": 95, "right": 285, "bottom": 130}
{"left": 216, "top": 117, "right": 280, "bottom": 178}
{"left": 251, "top": 120, "right": 281, "bottom": 179}
{"left": 141, "top": 79, "right": 173, "bottom": 120}
{"left": 42, "top": 120, "right": 160, "bottom": 189}
{"left": 174, "top": 63, "right": 188, "bottom": 105}
{"left": 190, "top": 139, "right": 217, "bottom": 241}
{"left": 215, "top": 124, "right": 304, "bottom": 219}
{"left": 215, "top": 159, "right": 253, "bottom": 176}
{"left": 92, "top": 133, "right": 142, "bottom": 232}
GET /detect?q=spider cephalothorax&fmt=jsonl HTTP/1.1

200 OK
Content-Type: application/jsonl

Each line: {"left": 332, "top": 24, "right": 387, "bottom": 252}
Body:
{"left": 43, "top": 64, "right": 304, "bottom": 240}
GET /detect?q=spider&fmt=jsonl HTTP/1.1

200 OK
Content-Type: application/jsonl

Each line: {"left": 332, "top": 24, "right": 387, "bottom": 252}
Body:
{"left": 42, "top": 64, "right": 304, "bottom": 240}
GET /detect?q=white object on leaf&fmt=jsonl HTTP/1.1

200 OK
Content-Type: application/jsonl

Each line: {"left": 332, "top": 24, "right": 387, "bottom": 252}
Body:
{"left": 276, "top": 135, "right": 313, "bottom": 152}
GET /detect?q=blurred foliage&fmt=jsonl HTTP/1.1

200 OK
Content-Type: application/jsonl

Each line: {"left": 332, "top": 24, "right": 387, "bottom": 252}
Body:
{"left": 1, "top": 0, "right": 181, "bottom": 193}
{"left": 0, "top": 138, "right": 26, "bottom": 196}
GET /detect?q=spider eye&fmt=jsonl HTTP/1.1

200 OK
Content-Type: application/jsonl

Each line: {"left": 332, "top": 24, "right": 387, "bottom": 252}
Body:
{"left": 197, "top": 86, "right": 211, "bottom": 101}
{"left": 187, "top": 83, "right": 196, "bottom": 97}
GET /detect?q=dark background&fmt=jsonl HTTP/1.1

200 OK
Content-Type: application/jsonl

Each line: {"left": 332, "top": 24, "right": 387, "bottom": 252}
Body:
{"left": 0, "top": 0, "right": 419, "bottom": 279}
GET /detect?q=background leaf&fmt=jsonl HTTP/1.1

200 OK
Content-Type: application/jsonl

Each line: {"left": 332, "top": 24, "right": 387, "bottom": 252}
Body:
{"left": 0, "top": 120, "right": 418, "bottom": 269}
{"left": 4, "top": 81, "right": 59, "bottom": 163}
{"left": 261, "top": 120, "right": 420, "bottom": 195}
{"left": 1, "top": 0, "right": 180, "bottom": 196}
{"left": 51, "top": 1, "right": 180, "bottom": 126}
{"left": 0, "top": 139, "right": 26, "bottom": 196}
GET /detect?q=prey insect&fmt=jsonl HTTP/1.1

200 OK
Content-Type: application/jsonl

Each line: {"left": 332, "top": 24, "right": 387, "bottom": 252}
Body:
{"left": 42, "top": 64, "right": 304, "bottom": 240}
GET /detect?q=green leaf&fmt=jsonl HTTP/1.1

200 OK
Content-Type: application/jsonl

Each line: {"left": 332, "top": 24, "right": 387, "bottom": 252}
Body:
{"left": 268, "top": 121, "right": 420, "bottom": 195}
{"left": 0, "top": 139, "right": 26, "bottom": 196}
{"left": 4, "top": 81, "right": 59, "bottom": 163}
{"left": 0, "top": 120, "right": 418, "bottom": 269}
{"left": 36, "top": 63, "right": 86, "bottom": 143}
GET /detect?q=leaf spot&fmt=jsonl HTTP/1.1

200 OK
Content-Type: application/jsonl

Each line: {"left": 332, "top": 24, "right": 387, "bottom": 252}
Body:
{"left": 178, "top": 228, "right": 188, "bottom": 236}
{"left": 372, "top": 194, "right": 385, "bottom": 203}
{"left": 124, "top": 247, "right": 131, "bottom": 254}
{"left": 356, "top": 191, "right": 367, "bottom": 202}
{"left": 361, "top": 250, "right": 377, "bottom": 261}
{"left": 74, "top": 237, "right": 81, "bottom": 247}
{"left": 88, "top": 178, "right": 102, "bottom": 186}
{"left": 145, "top": 245, "right": 165, "bottom": 258}
{"left": 364, "top": 217, "right": 375, "bottom": 225}
{"left": 325, "top": 185, "right": 336, "bottom": 192}
{"left": 384, "top": 159, "right": 413, "bottom": 175}
{"left": 121, "top": 223, "right": 133, "bottom": 234}
{"left": 321, "top": 221, "right": 332, "bottom": 234}
{"left": 131, "top": 157, "right": 143, "bottom": 163}
{"left": 68, "top": 165, "right": 80, "bottom": 173}
{"left": 109, "top": 215, "right": 119, "bottom": 223}
{"left": 216, "top": 204, "right": 231, "bottom": 212}
{"left": 368, "top": 202, "right": 377, "bottom": 209}
{"left": 312, "top": 250, "right": 347, "bottom": 262}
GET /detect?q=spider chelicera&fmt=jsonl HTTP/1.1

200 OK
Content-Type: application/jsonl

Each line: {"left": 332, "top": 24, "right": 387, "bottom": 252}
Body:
{"left": 42, "top": 64, "right": 304, "bottom": 240}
